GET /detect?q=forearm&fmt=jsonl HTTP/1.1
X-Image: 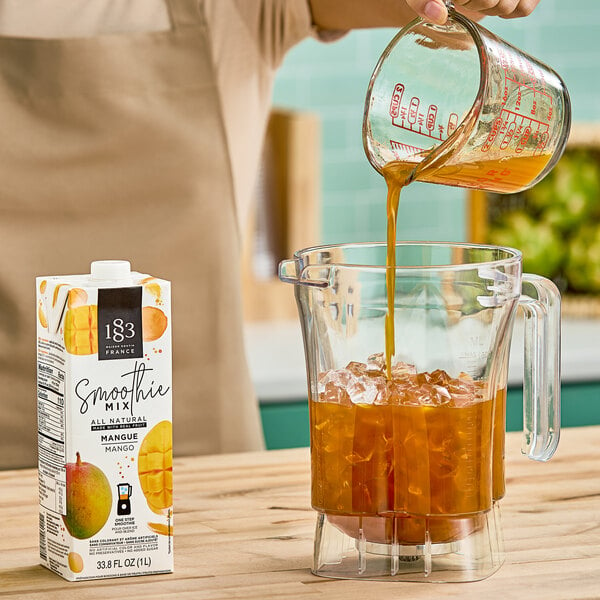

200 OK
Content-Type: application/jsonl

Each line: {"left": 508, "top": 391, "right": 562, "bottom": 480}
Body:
{"left": 308, "top": 0, "right": 539, "bottom": 30}
{"left": 308, "top": 0, "right": 419, "bottom": 30}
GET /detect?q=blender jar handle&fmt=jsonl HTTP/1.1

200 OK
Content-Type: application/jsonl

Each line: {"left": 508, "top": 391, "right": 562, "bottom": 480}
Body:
{"left": 278, "top": 259, "right": 331, "bottom": 288}
{"left": 518, "top": 273, "right": 561, "bottom": 462}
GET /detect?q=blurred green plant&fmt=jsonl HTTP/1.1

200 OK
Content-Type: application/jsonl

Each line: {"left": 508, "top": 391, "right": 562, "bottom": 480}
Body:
{"left": 487, "top": 149, "right": 600, "bottom": 294}
{"left": 566, "top": 224, "right": 600, "bottom": 293}
{"left": 491, "top": 211, "right": 564, "bottom": 277}
{"left": 528, "top": 151, "right": 600, "bottom": 232}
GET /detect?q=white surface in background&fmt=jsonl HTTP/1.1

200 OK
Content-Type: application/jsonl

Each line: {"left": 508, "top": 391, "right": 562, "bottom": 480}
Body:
{"left": 244, "top": 318, "right": 600, "bottom": 403}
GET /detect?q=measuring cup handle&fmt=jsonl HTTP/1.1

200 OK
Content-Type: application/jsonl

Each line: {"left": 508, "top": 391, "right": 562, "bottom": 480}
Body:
{"left": 518, "top": 274, "right": 561, "bottom": 461}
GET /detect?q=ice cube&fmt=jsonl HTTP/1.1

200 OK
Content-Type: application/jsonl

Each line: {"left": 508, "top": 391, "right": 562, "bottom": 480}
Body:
{"left": 412, "top": 382, "right": 451, "bottom": 406}
{"left": 366, "top": 352, "right": 385, "bottom": 374}
{"left": 318, "top": 369, "right": 353, "bottom": 405}
{"left": 321, "top": 382, "right": 350, "bottom": 405}
{"left": 414, "top": 370, "right": 454, "bottom": 405}
{"left": 346, "top": 361, "right": 367, "bottom": 377}
{"left": 431, "top": 384, "right": 452, "bottom": 405}
{"left": 391, "top": 361, "right": 417, "bottom": 379}
{"left": 416, "top": 372, "right": 432, "bottom": 386}
{"left": 373, "top": 377, "right": 392, "bottom": 405}
{"left": 452, "top": 378, "right": 475, "bottom": 393}
{"left": 346, "top": 374, "right": 381, "bottom": 405}
{"left": 430, "top": 369, "right": 452, "bottom": 387}
{"left": 386, "top": 373, "right": 418, "bottom": 405}
{"left": 447, "top": 374, "right": 476, "bottom": 407}
{"left": 412, "top": 384, "right": 431, "bottom": 406}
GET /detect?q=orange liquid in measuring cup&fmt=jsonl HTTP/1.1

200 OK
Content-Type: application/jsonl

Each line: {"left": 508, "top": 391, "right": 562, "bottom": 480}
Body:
{"left": 406, "top": 153, "right": 553, "bottom": 193}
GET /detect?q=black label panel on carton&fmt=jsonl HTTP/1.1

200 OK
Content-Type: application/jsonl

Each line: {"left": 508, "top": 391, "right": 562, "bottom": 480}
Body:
{"left": 98, "top": 287, "right": 143, "bottom": 361}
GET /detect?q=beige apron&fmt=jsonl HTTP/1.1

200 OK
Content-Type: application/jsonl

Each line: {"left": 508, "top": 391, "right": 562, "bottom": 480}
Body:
{"left": 0, "top": 0, "right": 264, "bottom": 469}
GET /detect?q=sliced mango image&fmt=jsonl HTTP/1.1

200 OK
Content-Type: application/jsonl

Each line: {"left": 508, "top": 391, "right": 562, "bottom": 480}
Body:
{"left": 67, "top": 288, "right": 88, "bottom": 308}
{"left": 68, "top": 551, "right": 84, "bottom": 573}
{"left": 144, "top": 282, "right": 162, "bottom": 300}
{"left": 64, "top": 305, "right": 98, "bottom": 355}
{"left": 38, "top": 301, "right": 48, "bottom": 329}
{"left": 138, "top": 420, "right": 173, "bottom": 513}
{"left": 52, "top": 283, "right": 68, "bottom": 308}
{"left": 141, "top": 277, "right": 162, "bottom": 300}
{"left": 147, "top": 521, "right": 173, "bottom": 536}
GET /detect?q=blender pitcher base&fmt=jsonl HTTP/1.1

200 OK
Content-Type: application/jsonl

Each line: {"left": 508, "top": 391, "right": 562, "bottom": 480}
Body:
{"left": 313, "top": 503, "right": 505, "bottom": 583}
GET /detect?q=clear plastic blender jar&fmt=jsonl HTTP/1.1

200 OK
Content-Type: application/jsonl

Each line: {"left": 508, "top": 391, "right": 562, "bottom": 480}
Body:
{"left": 280, "top": 242, "right": 560, "bottom": 582}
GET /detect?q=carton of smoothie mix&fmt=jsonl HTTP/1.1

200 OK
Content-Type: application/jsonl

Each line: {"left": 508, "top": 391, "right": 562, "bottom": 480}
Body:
{"left": 36, "top": 260, "right": 173, "bottom": 581}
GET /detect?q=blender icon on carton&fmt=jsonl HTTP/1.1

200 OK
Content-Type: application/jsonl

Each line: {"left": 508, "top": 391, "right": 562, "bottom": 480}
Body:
{"left": 117, "top": 483, "right": 133, "bottom": 516}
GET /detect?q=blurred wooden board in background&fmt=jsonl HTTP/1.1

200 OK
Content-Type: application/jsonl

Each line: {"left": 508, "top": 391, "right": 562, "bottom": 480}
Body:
{"left": 242, "top": 109, "right": 320, "bottom": 322}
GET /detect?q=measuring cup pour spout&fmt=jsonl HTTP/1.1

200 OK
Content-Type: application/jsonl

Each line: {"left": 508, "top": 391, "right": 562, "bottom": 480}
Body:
{"left": 363, "top": 2, "right": 571, "bottom": 193}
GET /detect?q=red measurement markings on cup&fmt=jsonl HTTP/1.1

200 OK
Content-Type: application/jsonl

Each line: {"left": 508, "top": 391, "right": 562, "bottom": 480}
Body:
{"left": 499, "top": 120, "right": 517, "bottom": 150}
{"left": 389, "top": 139, "right": 424, "bottom": 158}
{"left": 426, "top": 105, "right": 438, "bottom": 133}
{"left": 408, "top": 97, "right": 420, "bottom": 124}
{"left": 473, "top": 167, "right": 513, "bottom": 189}
{"left": 515, "top": 125, "right": 532, "bottom": 153}
{"left": 447, "top": 113, "right": 459, "bottom": 136}
{"left": 389, "top": 83, "right": 451, "bottom": 142}
{"left": 483, "top": 44, "right": 553, "bottom": 155}
{"left": 389, "top": 83, "right": 404, "bottom": 118}
{"left": 481, "top": 109, "right": 550, "bottom": 155}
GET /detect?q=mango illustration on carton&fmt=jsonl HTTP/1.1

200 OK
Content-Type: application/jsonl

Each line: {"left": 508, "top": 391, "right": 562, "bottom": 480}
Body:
{"left": 63, "top": 452, "right": 112, "bottom": 539}
{"left": 64, "top": 305, "right": 98, "bottom": 355}
{"left": 36, "top": 261, "right": 173, "bottom": 582}
{"left": 138, "top": 421, "right": 173, "bottom": 515}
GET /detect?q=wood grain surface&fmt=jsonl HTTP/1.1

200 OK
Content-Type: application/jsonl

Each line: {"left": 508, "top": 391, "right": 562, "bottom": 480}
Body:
{"left": 1, "top": 426, "right": 600, "bottom": 599}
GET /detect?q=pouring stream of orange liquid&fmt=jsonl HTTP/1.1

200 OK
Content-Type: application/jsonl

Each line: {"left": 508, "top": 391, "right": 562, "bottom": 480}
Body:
{"left": 382, "top": 152, "right": 552, "bottom": 379}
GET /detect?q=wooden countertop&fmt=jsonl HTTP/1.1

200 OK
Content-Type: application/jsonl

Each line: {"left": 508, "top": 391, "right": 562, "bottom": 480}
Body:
{"left": 2, "top": 427, "right": 600, "bottom": 599}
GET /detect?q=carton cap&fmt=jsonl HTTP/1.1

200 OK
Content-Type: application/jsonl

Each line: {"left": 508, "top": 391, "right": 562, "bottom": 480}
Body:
{"left": 90, "top": 260, "right": 132, "bottom": 281}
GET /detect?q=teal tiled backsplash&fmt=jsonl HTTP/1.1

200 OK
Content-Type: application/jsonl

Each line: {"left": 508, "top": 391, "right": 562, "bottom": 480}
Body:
{"left": 272, "top": 0, "right": 599, "bottom": 245}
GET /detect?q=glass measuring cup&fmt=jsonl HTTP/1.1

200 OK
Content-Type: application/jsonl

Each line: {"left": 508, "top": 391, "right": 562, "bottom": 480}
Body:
{"left": 363, "top": 3, "right": 571, "bottom": 193}
{"left": 279, "top": 242, "right": 560, "bottom": 582}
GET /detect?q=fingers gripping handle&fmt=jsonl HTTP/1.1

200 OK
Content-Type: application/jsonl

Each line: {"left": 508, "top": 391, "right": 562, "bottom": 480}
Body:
{"left": 519, "top": 274, "right": 561, "bottom": 461}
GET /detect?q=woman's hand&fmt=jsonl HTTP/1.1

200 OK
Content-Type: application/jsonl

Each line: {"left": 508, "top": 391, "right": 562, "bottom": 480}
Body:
{"left": 405, "top": 0, "right": 540, "bottom": 24}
